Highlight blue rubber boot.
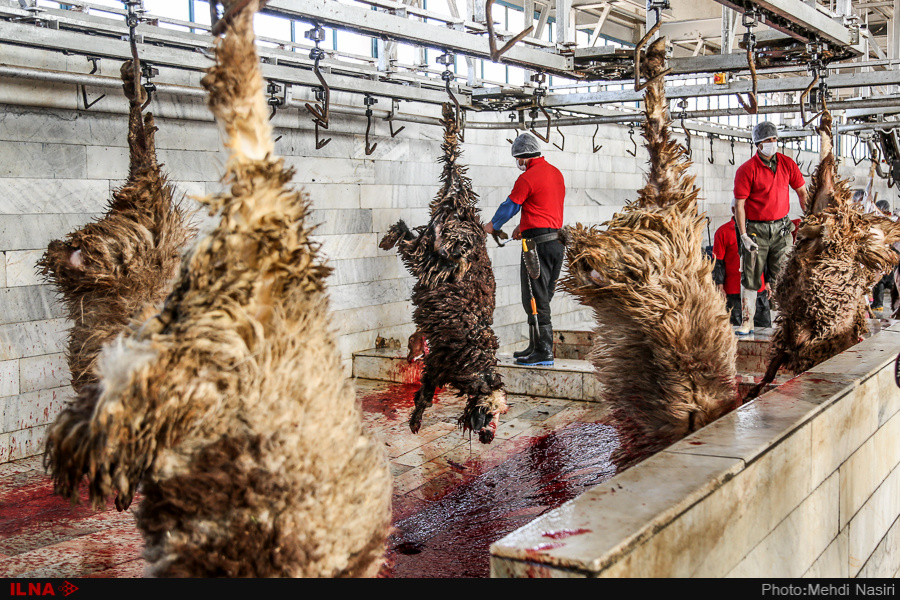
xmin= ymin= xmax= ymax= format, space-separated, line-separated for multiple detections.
xmin=516 ymin=325 xmax=554 ymax=366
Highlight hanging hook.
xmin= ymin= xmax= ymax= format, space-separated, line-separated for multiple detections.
xmin=485 ymin=0 xmax=534 ymax=63
xmin=386 ymin=99 xmax=405 ymax=138
xmin=304 ymin=24 xmax=332 ymax=150
xmin=552 ymin=112 xmax=565 ymax=151
xmin=851 ymin=134 xmax=863 ymax=166
xmin=266 ymin=80 xmax=283 ymax=121
xmin=626 ymin=124 xmax=637 ymax=157
xmin=708 ymin=135 xmax=716 ymax=164
xmin=729 ymin=138 xmax=736 ymax=166
xmin=364 ymin=94 xmax=378 ymax=156
xmin=799 ymin=69 xmax=822 ymax=127
xmin=527 ymin=72 xmax=551 ymax=143
xmin=633 ymin=9 xmax=671 ymax=92
xmin=592 ymin=124 xmax=602 ymax=153
xmin=438 ymin=53 xmax=464 ymax=142
xmin=735 ymin=9 xmax=758 ymax=115
xmin=79 ymin=56 xmax=106 ymax=109
xmin=676 ymin=98 xmax=691 ymax=160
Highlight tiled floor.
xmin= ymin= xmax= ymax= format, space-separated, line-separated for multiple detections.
xmin=0 ymin=379 xmax=614 ymax=579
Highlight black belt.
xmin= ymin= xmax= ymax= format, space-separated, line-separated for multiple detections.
xmin=747 ymin=216 xmax=789 ymax=224
xmin=525 ymin=232 xmax=560 ymax=245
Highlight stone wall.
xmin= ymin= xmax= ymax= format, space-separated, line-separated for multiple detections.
xmin=0 ymin=41 xmax=894 ymax=463
xmin=490 ymin=325 xmax=900 ymax=578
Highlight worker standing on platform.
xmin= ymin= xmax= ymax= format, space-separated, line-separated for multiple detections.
xmin=733 ymin=121 xmax=807 ymax=335
xmin=484 ymin=132 xmax=566 ymax=367
xmin=713 ymin=202 xmax=771 ymax=329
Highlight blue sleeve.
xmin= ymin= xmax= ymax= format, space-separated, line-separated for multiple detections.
xmin=491 ymin=197 xmax=522 ymax=230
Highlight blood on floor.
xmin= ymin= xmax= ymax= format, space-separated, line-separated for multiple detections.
xmin=0 ymin=380 xmax=617 ymax=578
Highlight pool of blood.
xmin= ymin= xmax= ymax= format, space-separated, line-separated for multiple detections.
xmin=380 ymin=420 xmax=620 ymax=578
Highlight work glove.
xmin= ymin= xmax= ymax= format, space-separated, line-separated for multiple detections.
xmin=741 ymin=233 xmax=759 ymax=252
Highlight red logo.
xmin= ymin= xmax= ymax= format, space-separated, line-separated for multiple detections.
xmin=9 ymin=582 xmax=77 ymax=597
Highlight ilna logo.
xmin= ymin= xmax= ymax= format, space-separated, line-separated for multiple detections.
xmin=9 ymin=582 xmax=78 ymax=597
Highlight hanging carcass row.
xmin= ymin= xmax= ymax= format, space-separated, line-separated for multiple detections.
xmin=745 ymin=108 xmax=900 ymax=400
xmin=380 ymin=104 xmax=507 ymax=444
xmin=38 ymin=59 xmax=192 ymax=395
xmin=559 ymin=38 xmax=738 ymax=470
xmin=43 ymin=0 xmax=392 ymax=577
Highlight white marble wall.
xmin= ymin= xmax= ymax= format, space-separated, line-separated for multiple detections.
xmin=0 ymin=42 xmax=895 ymax=463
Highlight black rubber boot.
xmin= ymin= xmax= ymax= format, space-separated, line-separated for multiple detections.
xmin=516 ymin=325 xmax=554 ymax=366
xmin=513 ymin=318 xmax=536 ymax=359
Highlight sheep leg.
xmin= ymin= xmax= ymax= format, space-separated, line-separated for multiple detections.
xmin=409 ymin=373 xmax=437 ymax=434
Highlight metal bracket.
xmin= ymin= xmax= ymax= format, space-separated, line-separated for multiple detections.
xmin=140 ymin=62 xmax=158 ymax=110
xmin=485 ymin=0 xmax=533 ymax=63
xmin=266 ymin=80 xmax=283 ymax=120
xmin=528 ymin=72 xmax=551 ymax=143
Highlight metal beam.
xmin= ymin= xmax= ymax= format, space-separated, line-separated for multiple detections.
xmin=711 ymin=0 xmax=857 ymax=46
xmin=539 ymin=69 xmax=900 ymax=106
xmin=264 ymin=0 xmax=572 ymax=74
xmin=0 ymin=20 xmax=465 ymax=105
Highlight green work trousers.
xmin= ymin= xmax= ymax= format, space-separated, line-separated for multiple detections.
xmin=740 ymin=217 xmax=794 ymax=292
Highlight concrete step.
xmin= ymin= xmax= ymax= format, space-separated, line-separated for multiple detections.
xmin=351 ymin=348 xmax=792 ymax=402
xmin=352 ymin=348 xmax=598 ymax=401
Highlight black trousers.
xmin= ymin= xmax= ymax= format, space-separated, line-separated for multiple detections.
xmin=873 ymin=271 xmax=895 ymax=309
xmin=519 ymin=228 xmax=565 ymax=328
xmin=725 ymin=290 xmax=771 ymax=328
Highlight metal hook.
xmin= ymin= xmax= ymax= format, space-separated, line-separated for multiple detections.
xmin=209 ymin=0 xmax=263 ymax=37
xmin=729 ymin=138 xmax=735 ymax=166
xmin=735 ymin=18 xmax=758 ymax=115
xmin=708 ymin=135 xmax=715 ymax=164
xmin=592 ymin=124 xmax=602 ymax=153
xmin=485 ymin=0 xmax=534 ymax=63
xmin=304 ymin=24 xmax=332 ymax=150
xmin=552 ymin=113 xmax=565 ymax=151
xmin=364 ymin=94 xmax=378 ymax=156
xmin=851 ymin=134 xmax=863 ymax=166
xmin=799 ymin=70 xmax=821 ymax=127
xmin=677 ymin=99 xmax=691 ymax=160
xmin=386 ymin=100 xmax=405 ymax=138
xmin=633 ymin=12 xmax=671 ymax=92
xmin=438 ymin=53 xmax=464 ymax=142
xmin=266 ymin=80 xmax=282 ymax=121
xmin=79 ymin=56 xmax=106 ymax=109
xmin=626 ymin=124 xmax=637 ymax=157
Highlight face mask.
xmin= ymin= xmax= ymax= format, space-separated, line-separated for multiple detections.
xmin=516 ymin=159 xmax=527 ymax=172
xmin=759 ymin=142 xmax=777 ymax=157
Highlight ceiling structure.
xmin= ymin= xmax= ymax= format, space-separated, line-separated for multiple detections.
xmin=3 ymin=0 xmax=900 ymax=167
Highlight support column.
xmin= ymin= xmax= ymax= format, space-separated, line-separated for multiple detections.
xmin=556 ymin=0 xmax=573 ymax=47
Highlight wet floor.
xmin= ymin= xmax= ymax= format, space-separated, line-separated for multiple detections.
xmin=0 ymin=379 xmax=615 ymax=578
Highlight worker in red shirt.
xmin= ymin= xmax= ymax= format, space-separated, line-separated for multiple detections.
xmin=712 ymin=203 xmax=771 ymax=329
xmin=733 ymin=121 xmax=807 ymax=335
xmin=484 ymin=132 xmax=565 ymax=366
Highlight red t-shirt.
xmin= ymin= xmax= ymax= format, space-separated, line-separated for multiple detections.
xmin=508 ymin=156 xmax=565 ymax=230
xmin=713 ymin=219 xmax=765 ymax=295
xmin=734 ymin=153 xmax=805 ymax=221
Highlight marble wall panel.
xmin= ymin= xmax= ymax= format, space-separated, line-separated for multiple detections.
xmin=857 ymin=513 xmax=900 ymax=578
xmin=726 ymin=471 xmax=840 ymax=578
xmin=803 ymin=528 xmax=850 ymax=578
xmin=0 ymin=385 xmax=70 ymax=432
xmin=839 ymin=410 xmax=900 ymax=530
xmin=847 ymin=461 xmax=900 ymax=576
xmin=0 ymin=318 xmax=68 ymax=361
xmin=0 ymin=179 xmax=109 ymax=215
xmin=0 ymin=286 xmax=62 ymax=326
xmin=0 ymin=359 xmax=17 ymax=398
xmin=5 ymin=251 xmax=43 ymax=288
xmin=0 ymin=214 xmax=101 ymax=252
xmin=0 ymin=142 xmax=86 ymax=179
xmin=18 ymin=353 xmax=68 ymax=394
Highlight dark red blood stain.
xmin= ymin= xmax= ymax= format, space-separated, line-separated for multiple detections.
xmin=688 ymin=441 xmax=704 ymax=446
xmin=380 ymin=421 xmax=619 ymax=578
xmin=541 ymin=528 xmax=591 ymax=540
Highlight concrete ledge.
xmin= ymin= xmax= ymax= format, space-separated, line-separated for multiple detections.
xmin=490 ymin=325 xmax=900 ymax=578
